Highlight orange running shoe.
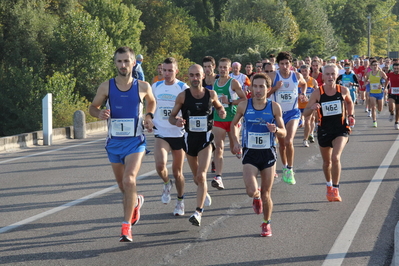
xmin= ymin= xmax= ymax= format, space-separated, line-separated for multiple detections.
xmin=252 ymin=198 xmax=263 ymax=214
xmin=131 ymin=195 xmax=144 ymax=225
xmin=327 ymin=187 xmax=342 ymax=202
xmin=119 ymin=223 xmax=132 ymax=242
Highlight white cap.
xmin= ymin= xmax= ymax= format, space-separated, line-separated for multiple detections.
xmin=136 ymin=54 xmax=143 ymax=60
xmin=331 ymin=56 xmax=337 ymax=60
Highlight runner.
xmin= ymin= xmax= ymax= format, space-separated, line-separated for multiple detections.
xmin=386 ymin=63 xmax=399 ymax=129
xmin=212 ymin=58 xmax=246 ymax=190
xmin=303 ymin=63 xmax=355 ymax=202
xmin=337 ymin=63 xmax=359 ymax=104
xmin=202 ymin=56 xmax=219 ymax=91
xmin=89 ymin=46 xmax=156 ymax=242
xmin=364 ymin=60 xmax=387 ymax=127
xmin=267 ymin=51 xmax=307 ymax=185
xmin=298 ymin=64 xmax=318 ymax=147
xmin=152 ymin=63 xmax=164 ymax=84
xmin=230 ymin=62 xmax=251 ymax=96
xmin=231 ymin=73 xmax=286 ymax=237
xmin=152 ymin=57 xmax=188 ymax=215
xmin=169 ymin=64 xmax=226 ymax=226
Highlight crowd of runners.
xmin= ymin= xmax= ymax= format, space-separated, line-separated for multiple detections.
xmin=89 ymin=47 xmax=399 ymax=242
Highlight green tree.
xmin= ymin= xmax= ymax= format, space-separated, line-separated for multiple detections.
xmin=48 ymin=9 xmax=115 ymax=99
xmin=225 ymin=0 xmax=299 ymax=48
xmin=82 ymin=0 xmax=144 ymax=52
xmin=131 ymin=0 xmax=194 ymax=57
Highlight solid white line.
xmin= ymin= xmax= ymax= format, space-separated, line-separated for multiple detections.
xmin=0 ymin=139 xmax=106 ymax=164
xmin=0 ymin=164 xmax=171 ymax=234
xmin=322 ymin=135 xmax=399 ymax=266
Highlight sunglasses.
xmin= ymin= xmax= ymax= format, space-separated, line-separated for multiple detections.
xmin=344 ymin=67 xmax=350 ymax=69
xmin=264 ymin=70 xmax=274 ymax=73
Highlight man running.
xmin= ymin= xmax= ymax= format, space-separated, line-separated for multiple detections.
xmin=152 ymin=57 xmax=188 ymax=216
xmin=169 ymin=64 xmax=226 ymax=226
xmin=386 ymin=63 xmax=399 ymax=129
xmin=89 ymin=46 xmax=156 ymax=242
xmin=212 ymin=58 xmax=246 ymax=190
xmin=298 ymin=64 xmax=318 ymax=147
xmin=231 ymin=73 xmax=286 ymax=237
xmin=267 ymin=52 xmax=307 ymax=184
xmin=364 ymin=60 xmax=387 ymax=127
xmin=304 ymin=63 xmax=355 ymax=202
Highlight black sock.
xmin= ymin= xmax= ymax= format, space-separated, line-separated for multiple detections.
xmin=332 ymin=184 xmax=339 ymax=188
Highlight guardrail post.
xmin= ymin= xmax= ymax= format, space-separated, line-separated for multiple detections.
xmin=74 ymin=110 xmax=86 ymax=139
xmin=42 ymin=93 xmax=52 ymax=145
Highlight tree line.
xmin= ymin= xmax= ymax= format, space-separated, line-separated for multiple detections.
xmin=1 ymin=0 xmax=398 ymax=136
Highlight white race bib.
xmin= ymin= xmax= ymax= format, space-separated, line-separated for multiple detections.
xmin=392 ymin=87 xmax=399 ymax=95
xmin=218 ymin=94 xmax=229 ymax=107
xmin=277 ymin=91 xmax=295 ymax=104
xmin=189 ymin=116 xmax=207 ymax=132
xmin=158 ymin=107 xmax=172 ymax=120
xmin=321 ymin=100 xmax=342 ymax=116
xmin=248 ymin=132 xmax=270 ymax=149
xmin=370 ymin=83 xmax=380 ymax=91
xmin=111 ymin=118 xmax=135 ymax=137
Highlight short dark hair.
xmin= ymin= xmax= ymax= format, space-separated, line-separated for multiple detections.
xmin=114 ymin=46 xmax=135 ymax=61
xmin=219 ymin=57 xmax=231 ymax=65
xmin=276 ymin=51 xmax=293 ymax=63
xmin=246 ymin=62 xmax=253 ymax=66
xmin=252 ymin=73 xmax=272 ymax=88
xmin=203 ymin=56 xmax=215 ymax=66
xmin=263 ymin=62 xmax=272 ymax=69
xmin=164 ymin=57 xmax=178 ymax=67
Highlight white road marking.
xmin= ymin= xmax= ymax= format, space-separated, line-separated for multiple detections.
xmin=0 ymin=139 xmax=105 ymax=164
xmin=0 ymin=165 xmax=170 ymax=234
xmin=322 ymin=134 xmax=399 ymax=265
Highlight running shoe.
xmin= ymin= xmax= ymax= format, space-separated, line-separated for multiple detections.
xmin=389 ymin=113 xmax=394 ymax=122
xmin=119 ymin=223 xmax=133 ymax=242
xmin=373 ymin=121 xmax=377 ymax=128
xmin=189 ymin=211 xmax=201 ymax=226
xmin=282 ymin=167 xmax=288 ymax=181
xmin=131 ymin=195 xmax=144 ymax=225
xmin=204 ymin=193 xmax=212 ymax=207
xmin=260 ymin=222 xmax=272 ymax=237
xmin=252 ymin=198 xmax=263 ymax=214
xmin=308 ymin=134 xmax=315 ymax=143
xmin=395 ymin=123 xmax=399 ymax=130
xmin=327 ymin=187 xmax=342 ymax=202
xmin=303 ymin=139 xmax=309 ymax=147
xmin=211 ymin=176 xmax=225 ymax=190
xmin=161 ymin=180 xmax=173 ymax=204
xmin=326 ymin=186 xmax=334 ymax=201
xmin=368 ymin=110 xmax=372 ymax=117
xmin=211 ymin=161 xmax=216 ymax=173
xmin=283 ymin=169 xmax=296 ymax=185
xmin=173 ymin=199 xmax=185 ymax=216
xmin=274 ymin=172 xmax=278 ymax=179
xmin=365 ymin=108 xmax=368 ymax=113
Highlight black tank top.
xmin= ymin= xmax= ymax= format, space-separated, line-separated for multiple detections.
xmin=317 ymin=85 xmax=349 ymax=133
xmin=182 ymin=88 xmax=213 ymax=132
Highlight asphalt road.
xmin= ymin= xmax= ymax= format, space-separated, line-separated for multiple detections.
xmin=1 ymin=103 xmax=398 ymax=266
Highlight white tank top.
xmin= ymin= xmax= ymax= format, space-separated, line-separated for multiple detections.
xmin=272 ymin=70 xmax=299 ymax=112
xmin=152 ymin=79 xmax=188 ymax=137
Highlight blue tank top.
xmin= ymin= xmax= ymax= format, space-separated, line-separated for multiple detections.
xmin=272 ymin=71 xmax=299 ymax=112
xmin=106 ymin=78 xmax=144 ymax=138
xmin=242 ymin=98 xmax=275 ymax=149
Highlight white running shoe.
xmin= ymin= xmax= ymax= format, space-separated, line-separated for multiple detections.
xmin=189 ymin=211 xmax=201 ymax=226
xmin=204 ymin=193 xmax=212 ymax=207
xmin=395 ymin=123 xmax=399 ymax=130
xmin=173 ymin=199 xmax=185 ymax=216
xmin=303 ymin=140 xmax=309 ymax=147
xmin=368 ymin=110 xmax=371 ymax=117
xmin=161 ymin=180 xmax=173 ymax=204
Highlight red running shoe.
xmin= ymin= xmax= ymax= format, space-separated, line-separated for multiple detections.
xmin=131 ymin=195 xmax=144 ymax=225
